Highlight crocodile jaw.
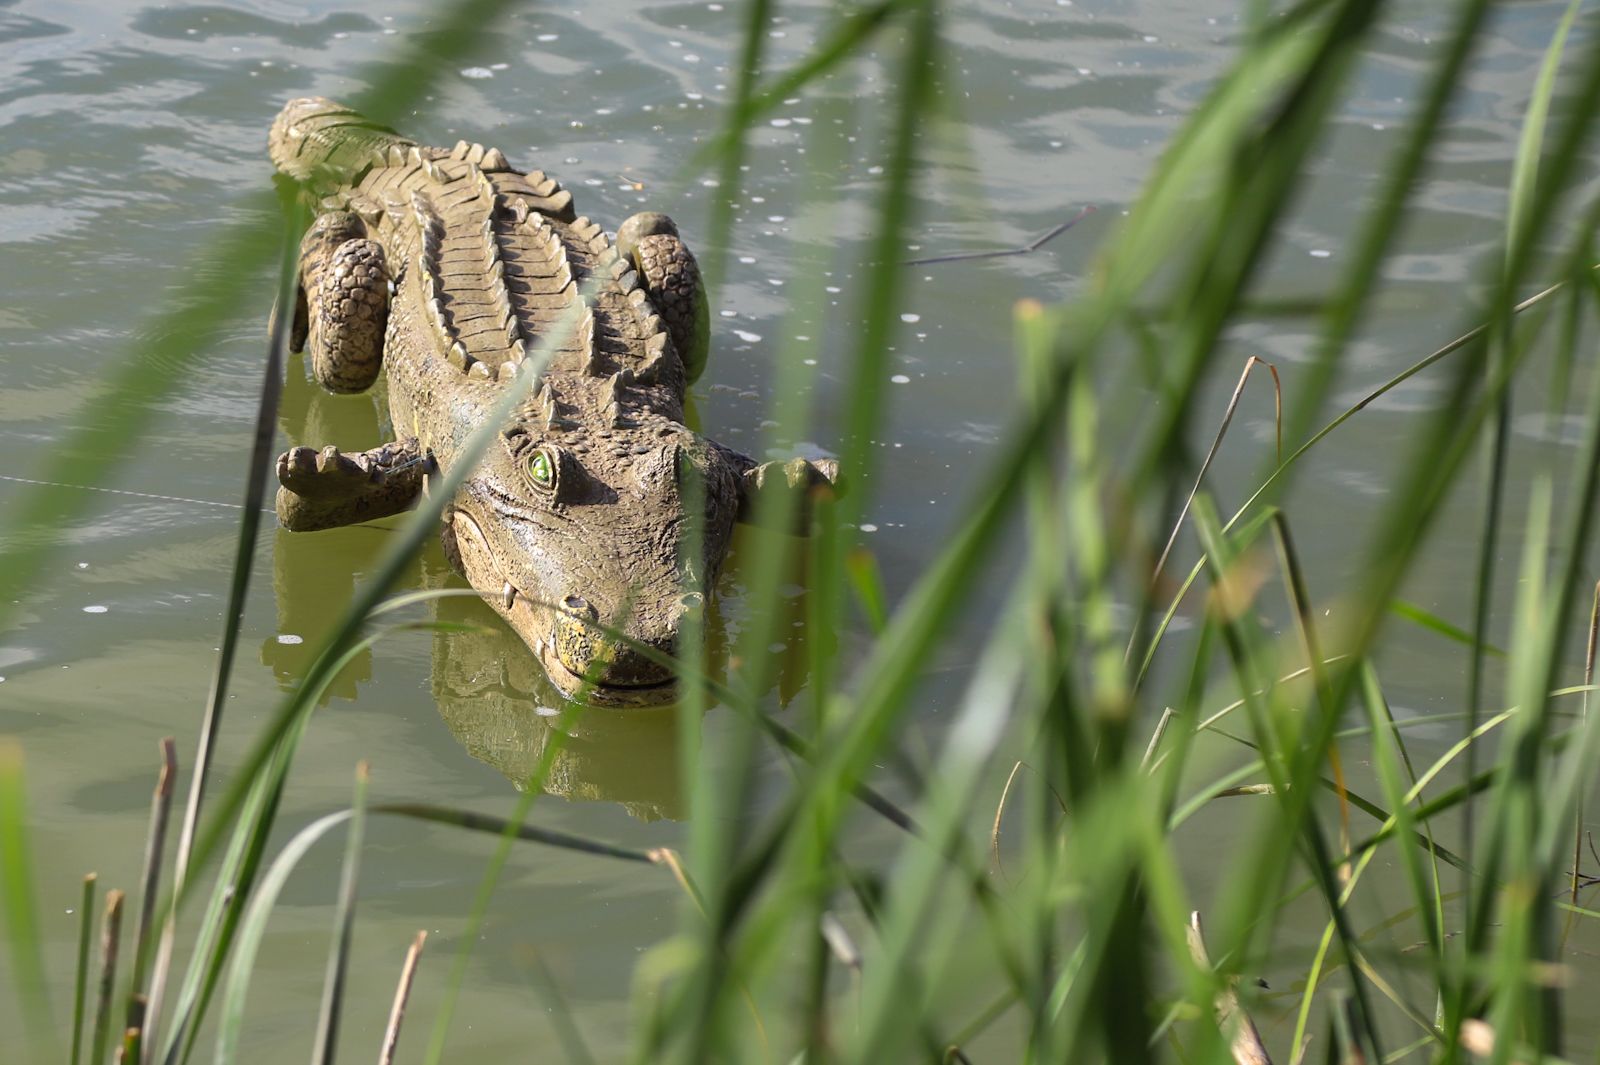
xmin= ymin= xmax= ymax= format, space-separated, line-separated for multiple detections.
xmin=447 ymin=505 xmax=680 ymax=708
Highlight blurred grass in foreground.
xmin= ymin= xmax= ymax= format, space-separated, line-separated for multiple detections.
xmin=6 ymin=0 xmax=1600 ymax=1062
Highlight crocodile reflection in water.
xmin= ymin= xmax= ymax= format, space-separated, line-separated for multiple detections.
xmin=427 ymin=589 xmax=688 ymax=821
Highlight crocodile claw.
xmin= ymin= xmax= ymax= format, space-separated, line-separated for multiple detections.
xmin=737 ymin=457 xmax=844 ymax=527
xmin=274 ymin=438 xmax=428 ymax=532
xmin=277 ymin=445 xmax=374 ymax=499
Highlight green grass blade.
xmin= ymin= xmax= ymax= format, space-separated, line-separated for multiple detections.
xmin=370 ymin=805 xmax=655 ymax=864
xmin=71 ymin=873 xmax=97 ymax=1065
xmin=419 ymin=703 xmax=584 ymax=1065
xmin=1506 ymin=0 xmax=1583 ymax=261
xmin=151 ymin=187 xmax=305 ymax=1049
xmin=1389 ymin=600 xmax=1506 ymax=657
xmin=0 ymin=741 xmax=56 ymax=1058
xmin=214 ymin=809 xmax=355 ymax=1065
xmin=310 ymin=764 xmax=369 ymax=1065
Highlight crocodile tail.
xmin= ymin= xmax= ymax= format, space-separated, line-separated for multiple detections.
xmin=269 ymin=97 xmax=415 ymax=187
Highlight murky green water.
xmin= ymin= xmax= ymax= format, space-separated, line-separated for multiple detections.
xmin=4 ymin=0 xmax=1599 ymax=1059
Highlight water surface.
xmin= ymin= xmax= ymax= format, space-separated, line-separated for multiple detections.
xmin=3 ymin=0 xmax=1598 ymax=1058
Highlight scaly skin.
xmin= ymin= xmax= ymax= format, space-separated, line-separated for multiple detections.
xmin=267 ymin=97 xmax=838 ymax=706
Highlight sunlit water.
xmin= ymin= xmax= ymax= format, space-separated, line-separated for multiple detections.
xmin=3 ymin=0 xmax=1598 ymax=1058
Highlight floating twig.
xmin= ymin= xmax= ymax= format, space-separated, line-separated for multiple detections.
xmin=902 ymin=205 xmax=1097 ymax=266
xmin=130 ymin=737 xmax=177 ymax=1037
xmin=90 ymin=890 xmax=126 ymax=1065
xmin=70 ymin=873 xmax=97 ymax=1065
xmin=1186 ymin=911 xmax=1274 ymax=1065
xmin=1574 ymin=580 xmax=1600 ymax=900
xmin=379 ymin=931 xmax=427 ymax=1065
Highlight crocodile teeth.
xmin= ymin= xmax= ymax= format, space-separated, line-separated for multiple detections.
xmin=481 ymin=147 xmax=509 ymax=171
xmin=503 ymin=582 xmax=516 ymax=609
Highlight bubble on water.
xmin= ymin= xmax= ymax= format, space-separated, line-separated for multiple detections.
xmin=83 ymin=605 xmax=107 ymax=614
xmin=1310 ymin=249 xmax=1332 ymax=259
xmin=276 ymin=634 xmax=303 ymax=645
xmin=768 ymin=642 xmax=787 ymax=654
xmin=684 ymin=54 xmax=701 ymax=63
xmin=460 ymin=67 xmax=494 ymax=79
xmin=535 ymin=705 xmax=561 ymax=717
xmin=77 ymin=562 xmax=88 ymax=569
xmin=767 ymin=279 xmax=784 ymax=286
xmin=720 ymin=309 xmax=737 ymax=318
xmin=803 ymin=358 xmax=817 ymax=366
xmin=891 ymin=374 xmax=910 ymax=384
xmin=738 ymin=255 xmax=757 ymax=264
xmin=770 ymin=118 xmax=791 ymax=127
xmin=701 ymin=178 xmax=720 ymax=187
xmin=859 ymin=523 xmax=879 ymax=533
xmin=734 ymin=330 xmax=763 ymax=343
xmin=767 ymin=215 xmax=786 ymax=223
xmin=866 ymin=165 xmax=884 ymax=175
xmin=537 ymin=33 xmax=559 ymax=41
xmin=1143 ymin=34 xmax=1159 ymax=42
xmin=491 ymin=62 xmax=509 ymax=70
xmin=825 ymin=286 xmax=841 ymax=294
xmin=900 ymin=313 xmax=920 ymax=323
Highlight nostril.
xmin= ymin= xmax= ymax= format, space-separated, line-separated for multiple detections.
xmin=679 ymin=591 xmax=703 ymax=611
xmin=562 ymin=594 xmax=591 ymax=616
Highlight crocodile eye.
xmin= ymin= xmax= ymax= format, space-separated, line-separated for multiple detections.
xmin=527 ymin=449 xmax=556 ymax=492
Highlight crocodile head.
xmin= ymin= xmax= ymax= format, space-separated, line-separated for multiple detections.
xmin=442 ymin=375 xmax=744 ymax=707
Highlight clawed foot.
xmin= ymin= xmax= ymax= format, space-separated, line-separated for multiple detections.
xmin=275 ymin=438 xmax=427 ymax=531
xmin=738 ymin=457 xmax=843 ymax=527
xmin=277 ymin=445 xmax=380 ymax=499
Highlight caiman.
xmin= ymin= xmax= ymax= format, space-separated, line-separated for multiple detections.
xmin=267 ymin=97 xmax=837 ymax=707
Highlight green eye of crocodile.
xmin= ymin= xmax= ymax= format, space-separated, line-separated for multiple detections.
xmin=528 ymin=450 xmax=555 ymax=490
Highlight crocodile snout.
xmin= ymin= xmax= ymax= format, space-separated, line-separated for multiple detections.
xmin=552 ymin=595 xmax=675 ymax=689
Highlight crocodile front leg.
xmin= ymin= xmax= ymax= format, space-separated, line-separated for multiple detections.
xmin=737 ymin=456 xmax=843 ymax=531
xmin=296 ymin=211 xmax=391 ymax=394
xmin=275 ymin=437 xmax=429 ymax=532
xmin=616 ymin=212 xmax=710 ymax=384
